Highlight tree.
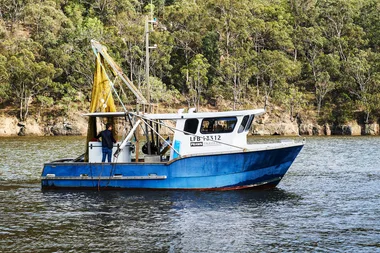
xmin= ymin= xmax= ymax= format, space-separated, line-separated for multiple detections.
xmin=257 ymin=50 xmax=301 ymax=108
xmin=312 ymin=53 xmax=339 ymax=116
xmin=201 ymin=31 xmax=219 ymax=91
xmin=166 ymin=0 xmax=205 ymax=93
xmin=358 ymin=0 xmax=380 ymax=51
xmin=6 ymin=48 xmax=60 ymax=121
xmin=279 ymin=84 xmax=305 ymax=120
xmin=148 ymin=76 xmax=180 ymax=104
xmin=317 ymin=0 xmax=365 ymax=61
xmin=181 ymin=54 xmax=210 ymax=110
xmin=0 ymin=0 xmax=26 ymax=32
xmin=315 ymin=71 xmax=334 ymax=116
xmin=113 ymin=10 xmax=145 ymax=88
xmin=206 ymin=0 xmax=260 ymax=109
xmin=345 ymin=50 xmax=380 ymax=123
xmin=23 ymin=0 xmax=71 ymax=47
xmin=0 ymin=54 xmax=9 ymax=104
xmin=219 ymin=52 xmax=257 ymax=110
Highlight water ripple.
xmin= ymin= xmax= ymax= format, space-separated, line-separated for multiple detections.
xmin=0 ymin=136 xmax=380 ymax=252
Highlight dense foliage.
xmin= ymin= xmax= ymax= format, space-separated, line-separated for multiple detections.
xmin=1 ymin=0 xmax=380 ymax=124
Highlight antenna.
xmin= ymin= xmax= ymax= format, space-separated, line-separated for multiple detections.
xmin=150 ymin=0 xmax=153 ymax=20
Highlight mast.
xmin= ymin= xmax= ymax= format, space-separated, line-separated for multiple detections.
xmin=145 ymin=3 xmax=157 ymax=155
xmin=145 ymin=17 xmax=150 ymax=110
xmin=145 ymin=16 xmax=157 ymax=113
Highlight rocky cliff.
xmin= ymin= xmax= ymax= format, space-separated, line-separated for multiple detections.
xmin=0 ymin=109 xmax=378 ymax=137
xmin=0 ymin=113 xmax=87 ymax=137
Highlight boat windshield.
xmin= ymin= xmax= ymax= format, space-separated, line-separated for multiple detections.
xmin=200 ymin=117 xmax=237 ymax=134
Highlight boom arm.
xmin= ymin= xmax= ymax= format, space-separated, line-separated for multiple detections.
xmin=91 ymin=39 xmax=148 ymax=105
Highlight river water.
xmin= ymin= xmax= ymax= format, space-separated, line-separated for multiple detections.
xmin=0 ymin=136 xmax=379 ymax=252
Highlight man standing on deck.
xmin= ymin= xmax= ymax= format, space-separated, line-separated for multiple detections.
xmin=96 ymin=123 xmax=116 ymax=162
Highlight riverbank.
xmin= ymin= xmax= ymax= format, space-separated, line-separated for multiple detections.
xmin=1 ymin=107 xmax=378 ymax=137
xmin=253 ymin=113 xmax=379 ymax=136
xmin=0 ymin=111 xmax=88 ymax=137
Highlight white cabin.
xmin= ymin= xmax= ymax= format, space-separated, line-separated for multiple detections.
xmin=144 ymin=109 xmax=265 ymax=159
xmin=84 ymin=108 xmax=265 ymax=162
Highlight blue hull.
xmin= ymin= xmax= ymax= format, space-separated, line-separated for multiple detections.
xmin=41 ymin=144 xmax=303 ymax=190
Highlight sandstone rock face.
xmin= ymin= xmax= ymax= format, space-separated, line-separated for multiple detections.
xmin=331 ymin=122 xmax=361 ymax=135
xmin=48 ymin=114 xmax=87 ymax=136
xmin=298 ymin=123 xmax=312 ymax=135
xmin=350 ymin=123 xmax=362 ymax=136
xmin=50 ymin=123 xmax=82 ymax=136
xmin=24 ymin=118 xmax=44 ymax=135
xmin=0 ymin=113 xmax=87 ymax=136
xmin=298 ymin=124 xmax=312 ymax=135
xmin=298 ymin=123 xmax=325 ymax=136
xmin=0 ymin=109 xmax=379 ymax=137
xmin=0 ymin=116 xmax=43 ymax=136
xmin=252 ymin=124 xmax=274 ymax=136
xmin=324 ymin=124 xmax=331 ymax=136
xmin=364 ymin=123 xmax=379 ymax=135
xmin=252 ymin=116 xmax=299 ymax=136
xmin=0 ymin=116 xmax=19 ymax=136
xmin=252 ymin=114 xmax=370 ymax=136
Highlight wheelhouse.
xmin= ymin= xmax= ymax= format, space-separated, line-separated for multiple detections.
xmin=84 ymin=108 xmax=264 ymax=162
xmin=143 ymin=108 xmax=265 ymax=159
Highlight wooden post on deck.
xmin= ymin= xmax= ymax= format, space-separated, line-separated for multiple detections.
xmin=135 ymin=139 xmax=139 ymax=162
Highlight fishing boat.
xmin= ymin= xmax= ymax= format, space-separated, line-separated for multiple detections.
xmin=41 ymin=39 xmax=304 ymax=190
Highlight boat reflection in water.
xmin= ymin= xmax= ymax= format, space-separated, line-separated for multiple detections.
xmin=38 ymin=188 xmax=300 ymax=251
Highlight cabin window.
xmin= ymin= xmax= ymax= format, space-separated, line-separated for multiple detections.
xmin=238 ymin=115 xmax=249 ymax=133
xmin=184 ymin=119 xmax=199 ymax=135
xmin=245 ymin=115 xmax=255 ymax=131
xmin=200 ymin=117 xmax=237 ymax=134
